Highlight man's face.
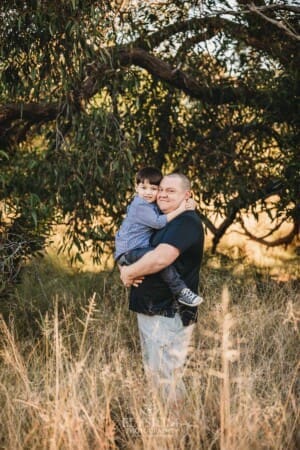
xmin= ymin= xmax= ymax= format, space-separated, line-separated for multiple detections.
xmin=157 ymin=175 xmax=190 ymax=213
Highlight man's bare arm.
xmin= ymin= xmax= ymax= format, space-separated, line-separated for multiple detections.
xmin=120 ymin=243 xmax=179 ymax=286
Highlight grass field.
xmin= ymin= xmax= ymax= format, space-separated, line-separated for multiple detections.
xmin=0 ymin=246 xmax=299 ymax=449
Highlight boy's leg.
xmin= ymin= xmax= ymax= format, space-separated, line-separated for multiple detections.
xmin=118 ymin=249 xmax=204 ymax=307
xmin=161 ymin=266 xmax=204 ymax=307
xmin=160 ymin=265 xmax=186 ymax=295
xmin=120 ymin=250 xmax=192 ymax=295
xmin=118 ymin=247 xmax=152 ymax=266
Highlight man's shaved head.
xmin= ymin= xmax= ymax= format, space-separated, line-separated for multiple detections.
xmin=163 ymin=173 xmax=191 ymax=191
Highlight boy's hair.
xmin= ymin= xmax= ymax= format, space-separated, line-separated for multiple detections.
xmin=136 ymin=167 xmax=163 ymax=186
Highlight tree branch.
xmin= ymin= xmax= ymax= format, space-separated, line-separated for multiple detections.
xmin=247 ymin=3 xmax=300 ymax=41
xmin=118 ymin=47 xmax=260 ymax=105
xmin=246 ymin=4 xmax=300 ymax=15
xmin=240 ymin=217 xmax=299 ymax=247
xmin=0 ymin=39 xmax=290 ymax=147
xmin=133 ymin=9 xmax=299 ymax=62
xmin=0 ymin=44 xmax=270 ymax=144
xmin=197 ymin=212 xmax=218 ymax=236
xmin=212 ymin=200 xmax=243 ymax=253
xmin=209 ymin=180 xmax=287 ymax=252
xmin=0 ymin=102 xmax=69 ymax=146
xmin=0 ymin=103 xmax=59 ymax=124
xmin=0 ymin=103 xmax=60 ymax=145
xmin=1 ymin=2 xmax=298 ymax=145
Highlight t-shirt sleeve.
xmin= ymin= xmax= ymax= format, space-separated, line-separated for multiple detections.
xmin=134 ymin=203 xmax=167 ymax=229
xmin=157 ymin=214 xmax=202 ymax=253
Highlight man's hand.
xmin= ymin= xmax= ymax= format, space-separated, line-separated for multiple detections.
xmin=120 ymin=265 xmax=144 ymax=287
xmin=119 ymin=244 xmax=179 ymax=284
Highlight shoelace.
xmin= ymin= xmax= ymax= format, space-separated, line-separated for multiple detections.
xmin=183 ymin=290 xmax=198 ymax=303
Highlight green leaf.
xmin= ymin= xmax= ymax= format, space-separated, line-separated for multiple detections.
xmin=0 ymin=150 xmax=9 ymax=160
xmin=31 ymin=210 xmax=38 ymax=228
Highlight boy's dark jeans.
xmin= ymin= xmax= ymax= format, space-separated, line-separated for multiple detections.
xmin=118 ymin=247 xmax=186 ymax=295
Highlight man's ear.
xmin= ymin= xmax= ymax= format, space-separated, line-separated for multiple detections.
xmin=185 ymin=190 xmax=192 ymax=200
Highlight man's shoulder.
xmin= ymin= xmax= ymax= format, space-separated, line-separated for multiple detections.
xmin=151 ymin=210 xmax=203 ymax=249
xmin=171 ymin=211 xmax=203 ymax=236
xmin=173 ymin=210 xmax=202 ymax=226
xmin=186 ymin=210 xmax=201 ymax=220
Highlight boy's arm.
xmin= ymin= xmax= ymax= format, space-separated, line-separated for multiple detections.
xmin=165 ymin=198 xmax=195 ymax=222
xmin=134 ymin=202 xmax=167 ymax=229
xmin=135 ymin=198 xmax=195 ymax=229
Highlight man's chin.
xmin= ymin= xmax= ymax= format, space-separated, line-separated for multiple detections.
xmin=159 ymin=206 xmax=171 ymax=213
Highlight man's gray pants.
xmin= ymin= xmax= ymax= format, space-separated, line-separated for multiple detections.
xmin=137 ymin=312 xmax=194 ymax=403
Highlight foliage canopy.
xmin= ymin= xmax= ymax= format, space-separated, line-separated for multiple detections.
xmin=0 ymin=0 xmax=299 ymax=290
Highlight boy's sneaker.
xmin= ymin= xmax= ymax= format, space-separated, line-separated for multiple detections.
xmin=177 ymin=288 xmax=204 ymax=307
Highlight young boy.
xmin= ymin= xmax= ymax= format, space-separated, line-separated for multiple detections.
xmin=115 ymin=167 xmax=204 ymax=307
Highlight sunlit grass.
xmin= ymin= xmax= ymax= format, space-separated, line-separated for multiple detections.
xmin=0 ymin=249 xmax=299 ymax=449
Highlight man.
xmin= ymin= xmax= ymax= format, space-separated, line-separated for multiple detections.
xmin=120 ymin=173 xmax=204 ymax=403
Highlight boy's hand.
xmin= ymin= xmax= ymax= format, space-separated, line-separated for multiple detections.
xmin=166 ymin=197 xmax=196 ymax=221
xmin=185 ymin=198 xmax=196 ymax=210
xmin=178 ymin=197 xmax=195 ymax=213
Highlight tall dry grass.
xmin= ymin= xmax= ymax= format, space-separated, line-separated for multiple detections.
xmin=0 ymin=253 xmax=299 ymax=449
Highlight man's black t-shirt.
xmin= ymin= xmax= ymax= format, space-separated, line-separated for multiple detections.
xmin=129 ymin=211 xmax=204 ymax=326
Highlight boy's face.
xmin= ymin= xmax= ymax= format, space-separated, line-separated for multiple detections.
xmin=135 ymin=179 xmax=159 ymax=203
